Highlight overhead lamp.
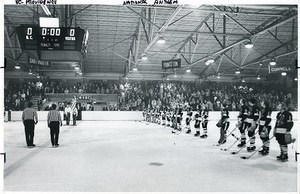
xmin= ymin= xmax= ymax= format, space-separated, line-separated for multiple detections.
xmin=15 ymin=65 xmax=20 ymax=69
xmin=217 ymin=73 xmax=220 ymax=79
xmin=294 ymin=78 xmax=298 ymax=81
xmin=242 ymin=79 xmax=245 ymax=83
xmin=29 ymin=70 xmax=33 ymax=75
xmin=74 ymin=67 xmax=80 ymax=70
xmin=174 ymin=72 xmax=177 ymax=78
xmin=205 ymin=61 xmax=210 ymax=66
xmin=78 ymin=72 xmax=83 ymax=75
xmin=235 ymin=69 xmax=241 ymax=74
xmin=166 ymin=77 xmax=169 ymax=81
xmin=269 ymin=59 xmax=276 ymax=66
xmin=133 ymin=66 xmax=138 ymax=71
xmin=125 ymin=76 xmax=128 ymax=80
xmin=207 ymin=57 xmax=214 ymax=64
xmin=37 ymin=75 xmax=40 ymax=79
xmin=281 ymin=72 xmax=287 ymax=76
xmin=257 ymin=75 xmax=261 ymax=80
xmin=141 ymin=54 xmax=148 ymax=60
xmin=245 ymin=41 xmax=253 ymax=49
xmin=259 ymin=62 xmax=263 ymax=66
xmin=186 ymin=67 xmax=191 ymax=73
xmin=157 ymin=36 xmax=166 ymax=44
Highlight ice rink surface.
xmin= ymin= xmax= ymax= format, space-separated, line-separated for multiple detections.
xmin=4 ymin=119 xmax=299 ymax=192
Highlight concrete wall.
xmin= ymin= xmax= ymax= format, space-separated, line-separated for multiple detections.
xmin=9 ymin=111 xmax=298 ymax=122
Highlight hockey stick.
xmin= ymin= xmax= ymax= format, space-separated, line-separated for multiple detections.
xmin=221 ymin=138 xmax=240 ymax=151
xmin=231 ymin=130 xmax=259 ymax=155
xmin=240 ymin=136 xmax=275 ymax=159
xmin=213 ymin=126 xmax=238 ymax=146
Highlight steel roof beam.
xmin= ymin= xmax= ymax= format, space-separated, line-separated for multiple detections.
xmin=126 ymin=6 xmax=160 ymax=29
xmin=141 ymin=5 xmax=183 ymax=56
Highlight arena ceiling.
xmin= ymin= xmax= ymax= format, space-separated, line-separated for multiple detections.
xmin=4 ymin=4 xmax=298 ymax=80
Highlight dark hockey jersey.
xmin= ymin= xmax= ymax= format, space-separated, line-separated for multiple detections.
xmin=194 ymin=111 xmax=202 ymax=125
xmin=202 ymin=109 xmax=209 ymax=120
xmin=221 ymin=107 xmax=229 ymax=121
xmin=275 ymin=110 xmax=293 ymax=131
xmin=259 ymin=107 xmax=272 ymax=126
xmin=248 ymin=105 xmax=259 ymax=121
xmin=238 ymin=104 xmax=249 ymax=122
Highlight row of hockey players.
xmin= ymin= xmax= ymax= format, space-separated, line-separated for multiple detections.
xmin=143 ymin=97 xmax=294 ymax=162
xmin=142 ymin=100 xmax=210 ymax=138
xmin=212 ymin=97 xmax=294 ymax=162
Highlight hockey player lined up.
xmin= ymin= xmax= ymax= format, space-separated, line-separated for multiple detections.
xmin=237 ymin=99 xmax=249 ymax=147
xmin=161 ymin=107 xmax=167 ymax=125
xmin=200 ymin=102 xmax=209 ymax=138
xmin=166 ymin=108 xmax=172 ymax=126
xmin=172 ymin=108 xmax=183 ymax=133
xmin=258 ymin=101 xmax=272 ymax=155
xmin=246 ymin=98 xmax=260 ymax=152
xmin=194 ymin=106 xmax=202 ymax=137
xmin=218 ymin=103 xmax=230 ymax=144
xmin=274 ymin=102 xmax=294 ymax=162
xmin=185 ymin=106 xmax=193 ymax=134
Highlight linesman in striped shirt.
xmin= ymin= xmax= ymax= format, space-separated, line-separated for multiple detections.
xmin=47 ymin=104 xmax=63 ymax=147
xmin=22 ymin=102 xmax=38 ymax=148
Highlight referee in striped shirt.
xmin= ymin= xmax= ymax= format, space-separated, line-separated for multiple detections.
xmin=47 ymin=104 xmax=63 ymax=147
xmin=22 ymin=102 xmax=38 ymax=148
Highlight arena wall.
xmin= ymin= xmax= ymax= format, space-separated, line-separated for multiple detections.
xmin=8 ymin=111 xmax=298 ymax=122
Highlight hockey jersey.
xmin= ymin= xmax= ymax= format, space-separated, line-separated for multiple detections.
xmin=275 ymin=110 xmax=293 ymax=132
xmin=259 ymin=107 xmax=272 ymax=127
xmin=248 ymin=105 xmax=259 ymax=121
xmin=238 ymin=104 xmax=249 ymax=122
xmin=221 ymin=107 xmax=229 ymax=122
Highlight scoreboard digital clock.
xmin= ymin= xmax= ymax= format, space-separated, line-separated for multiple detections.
xmin=16 ymin=25 xmax=88 ymax=61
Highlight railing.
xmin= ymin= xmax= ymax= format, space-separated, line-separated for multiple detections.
xmin=45 ymin=93 xmax=118 ymax=102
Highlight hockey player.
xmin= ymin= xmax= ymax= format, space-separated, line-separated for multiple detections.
xmin=193 ymin=105 xmax=202 ymax=137
xmin=172 ymin=108 xmax=183 ymax=133
xmin=274 ymin=102 xmax=294 ymax=162
xmin=246 ymin=98 xmax=260 ymax=152
xmin=218 ymin=103 xmax=230 ymax=144
xmin=155 ymin=107 xmax=161 ymax=124
xmin=258 ymin=101 xmax=272 ymax=155
xmin=185 ymin=106 xmax=193 ymax=134
xmin=161 ymin=107 xmax=166 ymax=126
xmin=236 ymin=99 xmax=249 ymax=147
xmin=166 ymin=107 xmax=171 ymax=126
xmin=200 ymin=101 xmax=209 ymax=138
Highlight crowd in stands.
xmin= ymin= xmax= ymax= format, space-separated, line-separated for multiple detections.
xmin=4 ymin=78 xmax=297 ymax=112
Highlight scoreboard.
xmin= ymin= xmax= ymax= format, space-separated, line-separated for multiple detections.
xmin=16 ymin=25 xmax=88 ymax=61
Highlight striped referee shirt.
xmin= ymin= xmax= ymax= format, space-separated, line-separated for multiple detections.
xmin=22 ymin=108 xmax=38 ymax=122
xmin=47 ymin=110 xmax=62 ymax=124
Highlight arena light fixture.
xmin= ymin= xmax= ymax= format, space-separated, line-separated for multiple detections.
xmin=174 ymin=72 xmax=177 ymax=78
xmin=245 ymin=41 xmax=253 ymax=49
xmin=242 ymin=79 xmax=245 ymax=82
xmin=74 ymin=67 xmax=80 ymax=70
xmin=235 ymin=69 xmax=241 ymax=74
xmin=294 ymin=78 xmax=298 ymax=81
xmin=205 ymin=61 xmax=210 ymax=66
xmin=141 ymin=54 xmax=148 ymax=60
xmin=28 ymin=70 xmax=33 ymax=75
xmin=78 ymin=72 xmax=83 ymax=75
xmin=259 ymin=62 xmax=263 ymax=66
xmin=15 ymin=65 xmax=20 ymax=69
xmin=157 ymin=36 xmax=166 ymax=44
xmin=37 ymin=75 xmax=40 ymax=79
xmin=166 ymin=77 xmax=170 ymax=81
xmin=207 ymin=56 xmax=214 ymax=64
xmin=186 ymin=67 xmax=191 ymax=73
xmin=217 ymin=73 xmax=220 ymax=79
xmin=133 ymin=66 xmax=138 ymax=71
xmin=281 ymin=72 xmax=287 ymax=76
xmin=269 ymin=59 xmax=276 ymax=66
xmin=257 ymin=75 xmax=261 ymax=80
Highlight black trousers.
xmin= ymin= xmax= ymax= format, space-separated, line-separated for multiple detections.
xmin=23 ymin=120 xmax=35 ymax=146
xmin=49 ymin=121 xmax=60 ymax=146
xmin=73 ymin=113 xmax=76 ymax=125
xmin=66 ymin=113 xmax=70 ymax=125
